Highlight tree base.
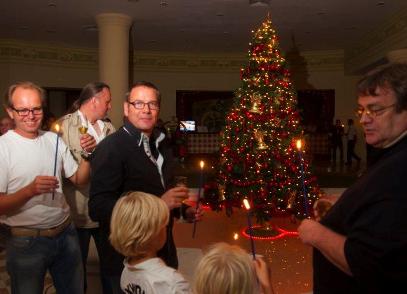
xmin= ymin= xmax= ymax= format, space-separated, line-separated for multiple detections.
xmin=245 ymin=224 xmax=280 ymax=238
xmin=243 ymin=223 xmax=299 ymax=240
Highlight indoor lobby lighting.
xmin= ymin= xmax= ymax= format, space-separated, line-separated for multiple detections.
xmin=249 ymin=0 xmax=270 ymax=7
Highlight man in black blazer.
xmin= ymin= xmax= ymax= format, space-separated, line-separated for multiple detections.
xmin=89 ymin=81 xmax=200 ymax=294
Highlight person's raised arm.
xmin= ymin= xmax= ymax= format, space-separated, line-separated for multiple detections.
xmin=68 ymin=134 xmax=96 ymax=186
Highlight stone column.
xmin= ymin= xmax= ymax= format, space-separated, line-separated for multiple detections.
xmin=386 ymin=49 xmax=407 ymax=63
xmin=96 ymin=13 xmax=132 ymax=128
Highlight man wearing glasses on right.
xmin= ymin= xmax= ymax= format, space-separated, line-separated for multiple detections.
xmin=298 ymin=63 xmax=407 ymax=294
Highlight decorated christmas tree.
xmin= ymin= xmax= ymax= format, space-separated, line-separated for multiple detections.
xmin=217 ymin=17 xmax=321 ymax=223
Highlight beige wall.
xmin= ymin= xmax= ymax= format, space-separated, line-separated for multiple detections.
xmin=0 ymin=41 xmax=367 ymax=159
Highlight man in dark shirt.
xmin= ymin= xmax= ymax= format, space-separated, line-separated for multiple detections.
xmin=89 ymin=81 xmax=200 ymax=294
xmin=298 ymin=63 xmax=407 ymax=294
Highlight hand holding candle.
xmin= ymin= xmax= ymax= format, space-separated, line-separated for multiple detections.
xmin=192 ymin=160 xmax=205 ymax=238
xmin=243 ymin=198 xmax=256 ymax=259
xmin=52 ymin=123 xmax=60 ymax=200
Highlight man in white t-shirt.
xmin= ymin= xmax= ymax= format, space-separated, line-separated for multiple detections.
xmin=0 ymin=81 xmax=95 ymax=294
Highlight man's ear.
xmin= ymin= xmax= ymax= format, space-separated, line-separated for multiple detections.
xmin=5 ymin=107 xmax=14 ymax=120
xmin=123 ymin=102 xmax=129 ymax=117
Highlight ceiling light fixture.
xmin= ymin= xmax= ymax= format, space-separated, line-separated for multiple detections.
xmin=249 ymin=0 xmax=270 ymax=7
xmin=82 ymin=25 xmax=98 ymax=32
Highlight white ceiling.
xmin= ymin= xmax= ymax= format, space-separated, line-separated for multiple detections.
xmin=0 ymin=0 xmax=406 ymax=54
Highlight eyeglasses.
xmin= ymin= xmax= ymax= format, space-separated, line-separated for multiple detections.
xmin=128 ymin=100 xmax=160 ymax=110
xmin=11 ymin=106 xmax=43 ymax=116
xmin=355 ymin=103 xmax=396 ymax=119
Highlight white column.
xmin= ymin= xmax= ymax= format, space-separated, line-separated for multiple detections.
xmin=386 ymin=49 xmax=407 ymax=63
xmin=96 ymin=13 xmax=132 ymax=128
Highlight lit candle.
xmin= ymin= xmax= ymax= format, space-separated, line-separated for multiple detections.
xmin=243 ymin=198 xmax=256 ymax=259
xmin=296 ymin=139 xmax=309 ymax=217
xmin=52 ymin=124 xmax=60 ymax=200
xmin=192 ymin=160 xmax=205 ymax=238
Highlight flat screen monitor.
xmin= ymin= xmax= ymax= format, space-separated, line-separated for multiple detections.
xmin=180 ymin=120 xmax=196 ymax=132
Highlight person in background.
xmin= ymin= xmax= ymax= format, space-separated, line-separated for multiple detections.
xmin=345 ymin=118 xmax=361 ymax=166
xmin=298 ymin=62 xmax=407 ymax=293
xmin=110 ymin=191 xmax=191 ymax=293
xmin=193 ymin=242 xmax=274 ymax=294
xmin=89 ymin=81 xmax=202 ymax=294
xmin=0 ymin=116 xmax=14 ymax=135
xmin=329 ymin=119 xmax=344 ymax=165
xmin=0 ymin=81 xmax=95 ymax=294
xmin=59 ymin=81 xmax=115 ymax=292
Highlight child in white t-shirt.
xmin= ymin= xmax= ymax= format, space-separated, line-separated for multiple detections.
xmin=109 ymin=191 xmax=191 ymax=294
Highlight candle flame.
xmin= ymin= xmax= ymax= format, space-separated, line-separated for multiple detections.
xmin=233 ymin=233 xmax=239 ymax=240
xmin=296 ymin=139 xmax=302 ymax=150
xmin=200 ymin=160 xmax=205 ymax=169
xmin=243 ymin=199 xmax=251 ymax=210
xmin=54 ymin=123 xmax=60 ymax=133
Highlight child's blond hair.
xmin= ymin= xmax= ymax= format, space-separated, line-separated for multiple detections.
xmin=193 ymin=242 xmax=258 ymax=294
xmin=109 ymin=191 xmax=169 ymax=258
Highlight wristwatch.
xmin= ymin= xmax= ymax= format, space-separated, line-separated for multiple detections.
xmin=81 ymin=152 xmax=93 ymax=161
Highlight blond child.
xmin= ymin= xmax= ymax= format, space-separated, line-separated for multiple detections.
xmin=194 ymin=242 xmax=274 ymax=294
xmin=110 ymin=191 xmax=191 ymax=293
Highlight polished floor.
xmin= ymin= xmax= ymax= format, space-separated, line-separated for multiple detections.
xmin=172 ymin=157 xmax=358 ymax=294
xmin=174 ymin=187 xmax=346 ymax=294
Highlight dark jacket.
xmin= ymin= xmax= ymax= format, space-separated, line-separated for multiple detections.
xmin=89 ymin=119 xmax=177 ymax=275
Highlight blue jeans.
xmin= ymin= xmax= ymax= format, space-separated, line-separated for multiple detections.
xmin=6 ymin=223 xmax=84 ymax=294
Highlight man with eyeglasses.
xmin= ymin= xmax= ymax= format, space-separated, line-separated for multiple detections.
xmin=298 ymin=63 xmax=407 ymax=294
xmin=89 ymin=81 xmax=202 ymax=294
xmin=0 ymin=81 xmax=96 ymax=293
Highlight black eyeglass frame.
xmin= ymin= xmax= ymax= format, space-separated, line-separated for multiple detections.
xmin=127 ymin=100 xmax=160 ymax=110
xmin=10 ymin=106 xmax=43 ymax=116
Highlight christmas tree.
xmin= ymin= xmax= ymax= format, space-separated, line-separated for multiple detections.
xmin=218 ymin=17 xmax=321 ymax=223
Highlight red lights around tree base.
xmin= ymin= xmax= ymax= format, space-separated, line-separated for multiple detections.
xmin=242 ymin=224 xmax=298 ymax=241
